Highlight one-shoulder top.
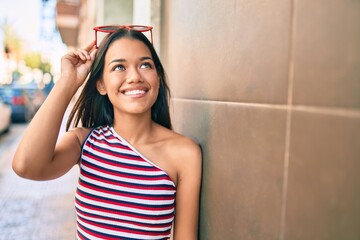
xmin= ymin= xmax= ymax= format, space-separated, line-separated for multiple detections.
xmin=75 ymin=126 xmax=176 ymax=240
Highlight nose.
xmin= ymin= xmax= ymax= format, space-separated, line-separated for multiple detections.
xmin=126 ymin=67 xmax=143 ymax=84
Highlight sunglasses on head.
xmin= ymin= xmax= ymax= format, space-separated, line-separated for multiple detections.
xmin=93 ymin=25 xmax=153 ymax=48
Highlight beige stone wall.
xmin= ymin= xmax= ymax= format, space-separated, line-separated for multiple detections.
xmin=161 ymin=0 xmax=360 ymax=239
xmin=76 ymin=0 xmax=135 ymax=49
xmin=103 ymin=0 xmax=133 ymax=25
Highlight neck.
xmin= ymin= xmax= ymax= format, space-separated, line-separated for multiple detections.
xmin=112 ymin=111 xmax=154 ymax=145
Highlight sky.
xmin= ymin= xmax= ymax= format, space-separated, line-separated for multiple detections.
xmin=0 ymin=0 xmax=67 ymax=75
xmin=0 ymin=0 xmax=41 ymax=51
xmin=0 ymin=0 xmax=66 ymax=50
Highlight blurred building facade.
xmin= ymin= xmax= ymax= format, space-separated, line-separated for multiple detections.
xmin=55 ymin=0 xmax=360 ymax=239
xmin=55 ymin=0 xmax=161 ymax=51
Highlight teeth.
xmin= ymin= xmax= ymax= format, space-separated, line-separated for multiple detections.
xmin=124 ymin=89 xmax=146 ymax=96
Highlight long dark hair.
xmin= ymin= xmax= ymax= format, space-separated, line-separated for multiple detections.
xmin=66 ymin=29 xmax=172 ymax=130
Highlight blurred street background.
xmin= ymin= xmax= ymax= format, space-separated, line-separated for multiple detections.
xmin=0 ymin=124 xmax=78 ymax=240
xmin=0 ymin=0 xmax=77 ymax=239
xmin=0 ymin=0 xmax=160 ymax=239
xmin=1 ymin=0 xmax=360 ymax=240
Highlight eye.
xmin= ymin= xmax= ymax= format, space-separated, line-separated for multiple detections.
xmin=114 ymin=65 xmax=125 ymax=71
xmin=140 ymin=62 xmax=153 ymax=69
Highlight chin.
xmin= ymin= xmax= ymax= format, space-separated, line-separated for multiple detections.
xmin=121 ymin=106 xmax=152 ymax=115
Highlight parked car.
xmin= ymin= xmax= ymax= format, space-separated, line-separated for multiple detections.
xmin=0 ymin=83 xmax=46 ymax=123
xmin=0 ymin=95 xmax=11 ymax=134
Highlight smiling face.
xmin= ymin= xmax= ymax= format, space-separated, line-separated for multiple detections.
xmin=96 ymin=38 xmax=159 ymax=118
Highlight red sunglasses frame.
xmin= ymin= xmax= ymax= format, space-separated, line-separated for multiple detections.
xmin=93 ymin=25 xmax=153 ymax=48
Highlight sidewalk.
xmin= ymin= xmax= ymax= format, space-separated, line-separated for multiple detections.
xmin=0 ymin=166 xmax=78 ymax=240
xmin=0 ymin=120 xmax=79 ymax=239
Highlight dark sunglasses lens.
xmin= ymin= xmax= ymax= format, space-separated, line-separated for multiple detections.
xmin=99 ymin=26 xmax=119 ymax=31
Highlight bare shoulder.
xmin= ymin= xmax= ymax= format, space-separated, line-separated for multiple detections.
xmin=63 ymin=127 xmax=92 ymax=146
xmin=172 ymin=134 xmax=202 ymax=161
xmin=73 ymin=127 xmax=92 ymax=139
xmin=156 ymin=125 xmax=202 ymax=171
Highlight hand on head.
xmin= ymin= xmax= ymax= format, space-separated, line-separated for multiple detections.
xmin=60 ymin=41 xmax=98 ymax=89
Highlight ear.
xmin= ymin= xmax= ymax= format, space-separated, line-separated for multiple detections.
xmin=96 ymin=80 xmax=107 ymax=95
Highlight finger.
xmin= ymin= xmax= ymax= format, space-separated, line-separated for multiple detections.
xmin=83 ymin=41 xmax=95 ymax=52
xmin=84 ymin=48 xmax=98 ymax=68
xmin=89 ymin=48 xmax=98 ymax=60
xmin=75 ymin=49 xmax=90 ymax=61
xmin=62 ymin=50 xmax=86 ymax=64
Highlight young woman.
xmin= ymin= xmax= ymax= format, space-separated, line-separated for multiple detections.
xmin=12 ymin=26 xmax=202 ymax=240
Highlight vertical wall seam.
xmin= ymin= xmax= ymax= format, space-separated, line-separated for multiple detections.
xmin=280 ymin=0 xmax=297 ymax=239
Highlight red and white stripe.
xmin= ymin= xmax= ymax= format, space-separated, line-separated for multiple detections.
xmin=75 ymin=126 xmax=176 ymax=240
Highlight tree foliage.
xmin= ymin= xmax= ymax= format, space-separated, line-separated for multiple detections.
xmin=0 ymin=19 xmax=23 ymax=59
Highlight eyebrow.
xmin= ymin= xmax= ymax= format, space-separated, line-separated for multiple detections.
xmin=108 ymin=56 xmax=153 ymax=66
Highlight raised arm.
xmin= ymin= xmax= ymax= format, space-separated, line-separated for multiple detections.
xmin=12 ymin=42 xmax=97 ymax=181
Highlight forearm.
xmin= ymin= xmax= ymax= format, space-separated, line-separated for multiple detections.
xmin=12 ymin=79 xmax=78 ymax=179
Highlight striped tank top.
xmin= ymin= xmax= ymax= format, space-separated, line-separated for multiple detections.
xmin=75 ymin=126 xmax=176 ymax=239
